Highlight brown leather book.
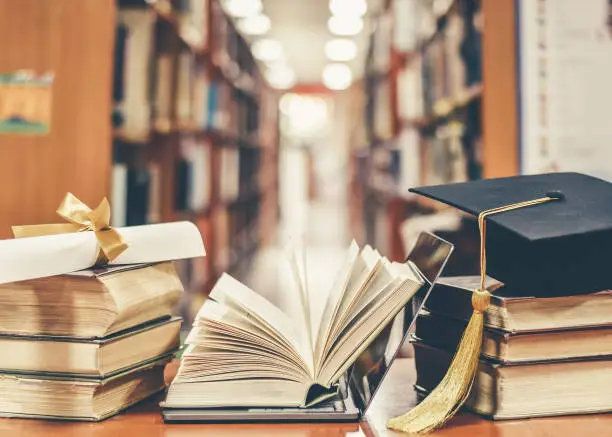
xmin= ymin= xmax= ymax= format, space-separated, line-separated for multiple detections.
xmin=0 ymin=356 xmax=170 ymax=421
xmin=0 ymin=262 xmax=183 ymax=338
xmin=416 ymin=310 xmax=612 ymax=363
xmin=0 ymin=317 xmax=180 ymax=376
xmin=413 ymin=340 xmax=612 ymax=420
xmin=425 ymin=276 xmax=612 ymax=333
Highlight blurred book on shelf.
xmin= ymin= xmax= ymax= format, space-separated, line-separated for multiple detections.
xmin=422 ymin=122 xmax=468 ymax=186
xmin=127 ymin=167 xmax=151 ymax=226
xmin=397 ymin=58 xmax=424 ymax=121
xmin=393 ymin=0 xmax=419 ymax=52
xmin=113 ymin=23 xmax=129 ymax=128
xmin=192 ymin=63 xmax=210 ymax=128
xmin=148 ymin=163 xmax=163 ymax=223
xmin=219 ymin=147 xmax=240 ymax=203
xmin=154 ymin=53 xmax=174 ymax=132
xmin=111 ymin=163 xmax=128 ymax=228
xmin=116 ymin=8 xmax=156 ymax=141
xmin=176 ymin=52 xmax=195 ymax=128
xmin=175 ymin=0 xmax=210 ymax=49
xmin=351 ymin=0 xmax=484 ymax=262
xmin=174 ymin=136 xmax=212 ymax=212
xmin=110 ymin=0 xmax=279 ymax=300
xmin=189 ymin=141 xmax=212 ymax=211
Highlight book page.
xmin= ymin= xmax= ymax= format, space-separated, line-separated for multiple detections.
xmin=319 ymin=279 xmax=422 ymax=385
xmin=326 ymin=256 xmax=396 ymax=348
xmin=313 ymin=240 xmax=360 ymax=370
xmin=328 ymin=248 xmax=384 ymax=340
xmin=189 ymin=299 xmax=312 ymax=382
xmin=287 ymin=245 xmax=314 ymax=369
xmin=210 ymin=274 xmax=313 ymax=377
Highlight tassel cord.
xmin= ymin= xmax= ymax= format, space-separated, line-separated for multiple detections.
xmin=388 ymin=195 xmax=557 ymax=434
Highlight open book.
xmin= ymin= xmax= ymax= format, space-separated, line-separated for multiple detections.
xmin=164 ymin=241 xmax=424 ymax=408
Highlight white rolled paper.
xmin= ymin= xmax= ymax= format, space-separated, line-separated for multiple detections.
xmin=0 ymin=221 xmax=206 ymax=285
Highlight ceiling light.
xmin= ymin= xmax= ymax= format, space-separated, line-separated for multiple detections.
xmin=328 ymin=15 xmax=364 ymax=36
xmin=322 ymin=63 xmax=353 ymax=90
xmin=266 ymin=64 xmax=296 ymax=89
xmin=222 ymin=0 xmax=262 ymax=18
xmin=329 ymin=0 xmax=367 ymax=17
xmin=237 ymin=14 xmax=271 ymax=35
xmin=252 ymin=39 xmax=283 ymax=62
xmin=325 ymin=39 xmax=358 ymax=62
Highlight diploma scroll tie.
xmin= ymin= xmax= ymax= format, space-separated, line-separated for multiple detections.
xmin=11 ymin=193 xmax=128 ymax=265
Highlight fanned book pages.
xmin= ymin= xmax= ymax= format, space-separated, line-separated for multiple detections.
xmin=163 ymin=241 xmax=424 ymax=408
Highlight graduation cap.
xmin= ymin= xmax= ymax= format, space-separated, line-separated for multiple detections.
xmin=388 ymin=172 xmax=612 ymax=434
xmin=408 ymin=172 xmax=612 ymax=297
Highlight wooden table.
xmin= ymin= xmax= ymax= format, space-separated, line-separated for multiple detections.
xmin=2 ymin=358 xmax=612 ymax=436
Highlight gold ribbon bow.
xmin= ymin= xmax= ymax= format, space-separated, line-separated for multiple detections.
xmin=12 ymin=193 xmax=128 ymax=265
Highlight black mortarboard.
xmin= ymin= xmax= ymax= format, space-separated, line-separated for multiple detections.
xmin=409 ymin=172 xmax=612 ymax=297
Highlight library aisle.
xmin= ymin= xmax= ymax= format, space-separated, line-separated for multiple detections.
xmin=236 ymin=148 xmax=351 ymax=329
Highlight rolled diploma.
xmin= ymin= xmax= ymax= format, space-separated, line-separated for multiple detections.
xmin=0 ymin=221 xmax=205 ymax=285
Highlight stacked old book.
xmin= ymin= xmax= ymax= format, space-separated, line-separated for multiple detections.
xmin=413 ymin=276 xmax=612 ymax=419
xmin=407 ymin=172 xmax=612 ymax=421
xmin=0 ymin=205 xmax=206 ymax=421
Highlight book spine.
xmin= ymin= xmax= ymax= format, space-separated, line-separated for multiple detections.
xmin=110 ymin=163 xmax=128 ymax=227
xmin=118 ymin=9 xmax=155 ymax=140
xmin=126 ymin=167 xmax=151 ymax=226
xmin=112 ymin=23 xmax=128 ymax=128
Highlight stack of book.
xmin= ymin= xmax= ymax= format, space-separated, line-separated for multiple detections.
xmin=413 ymin=275 xmax=612 ymax=419
xmin=0 ymin=262 xmax=184 ymax=421
xmin=403 ymin=172 xmax=612 ymax=424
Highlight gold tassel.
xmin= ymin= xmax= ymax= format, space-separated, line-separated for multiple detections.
xmin=388 ymin=289 xmax=488 ymax=433
xmin=388 ymin=195 xmax=558 ymax=434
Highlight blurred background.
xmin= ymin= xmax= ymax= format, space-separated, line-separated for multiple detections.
xmin=1 ymin=0 xmax=611 ymax=323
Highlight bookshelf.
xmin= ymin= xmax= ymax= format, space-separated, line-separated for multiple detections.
xmin=350 ymin=0 xmax=513 ymax=264
xmin=0 ymin=0 xmax=279 ymax=304
xmin=113 ymin=0 xmax=280 ymax=302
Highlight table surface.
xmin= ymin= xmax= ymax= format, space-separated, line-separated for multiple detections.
xmin=2 ymin=358 xmax=612 ymax=437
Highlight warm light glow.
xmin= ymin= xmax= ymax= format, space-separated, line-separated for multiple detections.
xmin=328 ymin=15 xmax=364 ymax=36
xmin=279 ymin=94 xmax=330 ymax=138
xmin=266 ymin=64 xmax=296 ymax=89
xmin=236 ymin=14 xmax=271 ymax=35
xmin=252 ymin=39 xmax=283 ymax=62
xmin=322 ymin=63 xmax=353 ymax=90
xmin=325 ymin=39 xmax=357 ymax=62
xmin=329 ymin=0 xmax=367 ymax=17
xmin=222 ymin=0 xmax=262 ymax=18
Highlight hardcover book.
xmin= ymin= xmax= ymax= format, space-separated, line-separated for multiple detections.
xmin=414 ymin=340 xmax=612 ymax=420
xmin=0 ymin=317 xmax=181 ymax=376
xmin=425 ymin=276 xmax=612 ymax=333
xmin=0 ymin=357 xmax=170 ymax=421
xmin=416 ymin=310 xmax=612 ymax=363
xmin=0 ymin=263 xmax=183 ymax=338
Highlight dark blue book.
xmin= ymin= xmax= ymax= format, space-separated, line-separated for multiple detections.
xmin=126 ymin=167 xmax=151 ymax=226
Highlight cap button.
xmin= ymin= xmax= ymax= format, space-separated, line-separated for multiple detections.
xmin=546 ymin=190 xmax=565 ymax=200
